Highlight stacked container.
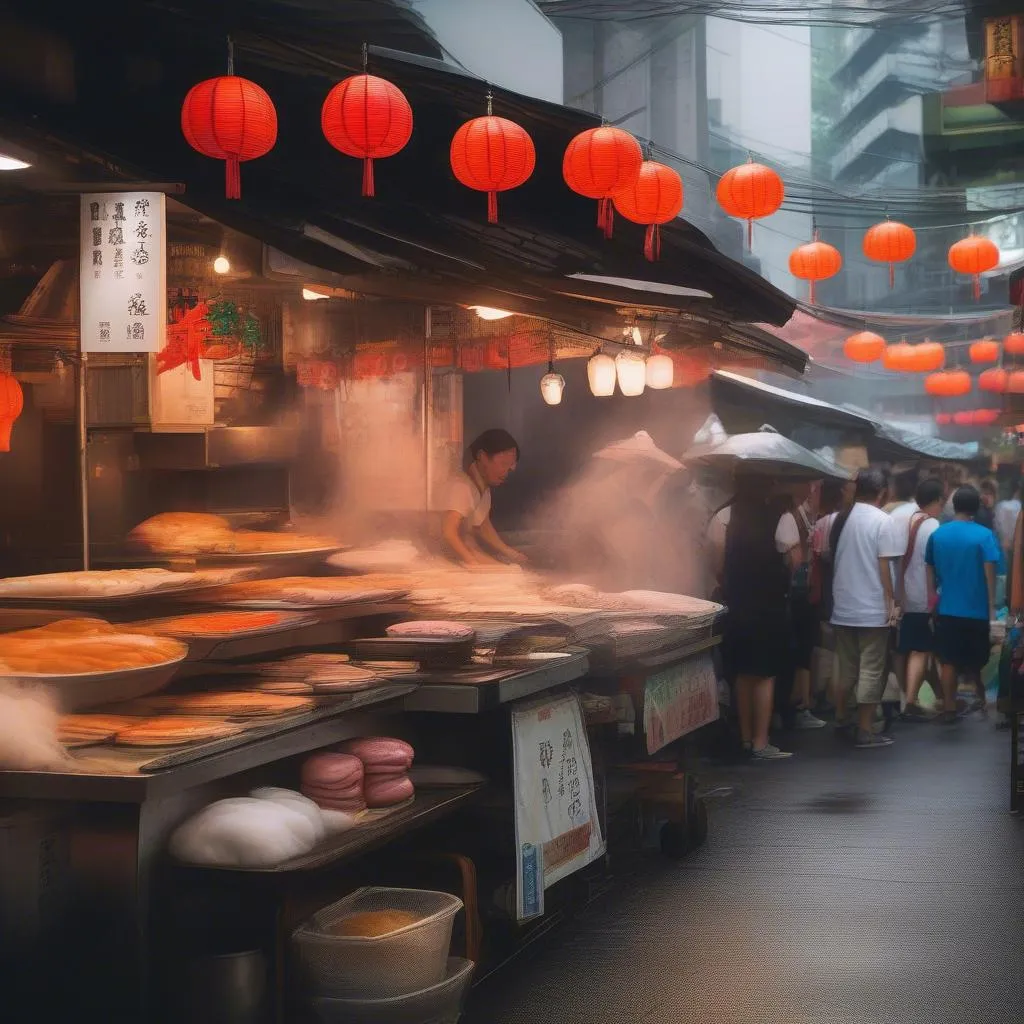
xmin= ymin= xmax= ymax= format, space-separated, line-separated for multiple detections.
xmin=293 ymin=887 xmax=474 ymax=1024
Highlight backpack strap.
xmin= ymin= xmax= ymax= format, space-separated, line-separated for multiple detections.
xmin=896 ymin=512 xmax=927 ymax=608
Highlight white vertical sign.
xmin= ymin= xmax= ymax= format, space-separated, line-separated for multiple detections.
xmin=80 ymin=192 xmax=166 ymax=353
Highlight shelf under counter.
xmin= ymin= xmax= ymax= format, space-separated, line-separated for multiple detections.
xmin=0 ymin=682 xmax=417 ymax=804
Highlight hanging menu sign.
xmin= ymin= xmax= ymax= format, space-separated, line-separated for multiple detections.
xmin=80 ymin=192 xmax=166 ymax=353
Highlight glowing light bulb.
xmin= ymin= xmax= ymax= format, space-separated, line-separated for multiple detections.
xmin=213 ymin=256 xmax=230 ymax=275
xmin=540 ymin=369 xmax=565 ymax=406
xmin=0 ymin=154 xmax=30 ymax=171
xmin=645 ymin=354 xmax=674 ymax=390
xmin=616 ymin=350 xmax=646 ymax=397
xmin=588 ymin=353 xmax=616 ymax=397
xmin=302 ymin=288 xmax=328 ymax=301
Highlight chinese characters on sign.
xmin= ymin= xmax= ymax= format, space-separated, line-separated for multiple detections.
xmin=512 ymin=694 xmax=605 ymax=921
xmin=643 ymin=653 xmax=719 ymax=756
xmin=79 ymin=192 xmax=166 ymax=353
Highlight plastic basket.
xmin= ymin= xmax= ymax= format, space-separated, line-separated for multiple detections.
xmin=309 ymin=957 xmax=475 ymax=1024
xmin=293 ymin=888 xmax=463 ymax=999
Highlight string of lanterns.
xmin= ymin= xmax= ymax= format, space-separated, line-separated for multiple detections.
xmin=179 ymin=42 xmax=1007 ymax=286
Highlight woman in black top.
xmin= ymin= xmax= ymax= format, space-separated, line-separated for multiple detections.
xmin=721 ymin=479 xmax=795 ymax=760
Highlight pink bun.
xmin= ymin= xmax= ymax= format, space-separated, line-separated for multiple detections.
xmin=301 ymin=753 xmax=363 ymax=787
xmin=364 ymin=775 xmax=414 ymax=808
xmin=341 ymin=737 xmax=414 ymax=764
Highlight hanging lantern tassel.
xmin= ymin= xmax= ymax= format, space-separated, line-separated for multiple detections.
xmin=363 ymin=157 xmax=375 ymax=198
xmin=598 ymin=197 xmax=614 ymax=238
xmin=488 ymin=190 xmax=498 ymax=224
xmin=644 ymin=224 xmax=661 ymax=262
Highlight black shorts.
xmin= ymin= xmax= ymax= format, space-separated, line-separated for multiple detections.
xmin=934 ymin=615 xmax=991 ymax=671
xmin=897 ymin=612 xmax=934 ymax=655
xmin=791 ymin=592 xmax=818 ymax=671
xmin=724 ymin=614 xmax=791 ymax=679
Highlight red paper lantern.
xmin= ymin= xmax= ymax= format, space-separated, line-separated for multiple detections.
xmin=882 ymin=343 xmax=914 ymax=371
xmin=322 ymin=74 xmax=413 ymax=198
xmin=862 ymin=220 xmax=916 ymax=288
xmin=969 ymin=338 xmax=1000 ymax=363
xmin=1009 ymin=371 xmax=1024 ymax=393
xmin=925 ymin=370 xmax=971 ymax=396
xmin=716 ymin=160 xmax=784 ymax=248
xmin=972 ymin=408 xmax=1001 ymax=425
xmin=450 ymin=112 xmax=535 ymax=224
xmin=979 ymin=367 xmax=1009 ymax=393
xmin=613 ymin=160 xmax=684 ymax=261
xmin=0 ymin=371 xmax=23 ymax=452
xmin=788 ymin=240 xmax=842 ymax=305
xmin=1004 ymin=332 xmax=1024 ymax=355
xmin=843 ymin=331 xmax=885 ymax=363
xmin=181 ymin=75 xmax=277 ymax=199
xmin=909 ymin=342 xmax=945 ymax=372
xmin=563 ymin=126 xmax=643 ymax=238
xmin=948 ymin=235 xmax=1000 ymax=300
xmin=952 ymin=411 xmax=975 ymax=426
xmin=935 ymin=412 xmax=952 ymax=425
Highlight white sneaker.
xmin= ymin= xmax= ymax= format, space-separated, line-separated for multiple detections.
xmin=752 ymin=744 xmax=793 ymax=760
xmin=795 ymin=709 xmax=827 ymax=730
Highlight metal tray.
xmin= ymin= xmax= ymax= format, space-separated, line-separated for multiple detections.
xmin=136 ymin=612 xmax=319 ymax=661
xmin=7 ymin=653 xmax=188 ymax=712
xmin=346 ymin=636 xmax=475 ymax=668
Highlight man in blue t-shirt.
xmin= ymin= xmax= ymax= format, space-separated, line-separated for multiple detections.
xmin=925 ymin=485 xmax=1001 ymax=722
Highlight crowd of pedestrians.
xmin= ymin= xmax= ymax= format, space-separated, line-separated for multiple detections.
xmin=713 ymin=465 xmax=1008 ymax=760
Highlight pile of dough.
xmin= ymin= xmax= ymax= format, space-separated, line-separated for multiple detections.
xmin=385 ymin=620 xmax=475 ymax=641
xmin=0 ymin=568 xmax=196 ymax=601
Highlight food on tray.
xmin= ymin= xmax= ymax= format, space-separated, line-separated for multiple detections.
xmin=130 ymin=610 xmax=305 ymax=637
xmin=109 ymin=691 xmax=312 ymax=718
xmin=57 ymin=713 xmax=141 ymax=746
xmin=128 ymin=512 xmax=338 ymax=557
xmin=385 ymin=620 xmax=475 ymax=641
xmin=327 ymin=540 xmax=430 ymax=574
xmin=0 ymin=568 xmax=198 ymax=601
xmin=113 ymin=717 xmax=244 ymax=747
xmin=191 ymin=576 xmax=405 ymax=607
xmin=340 ymin=737 xmax=414 ymax=766
xmin=0 ymin=627 xmax=186 ymax=676
xmin=327 ymin=910 xmax=421 ymax=938
xmin=335 ymin=737 xmax=415 ymax=808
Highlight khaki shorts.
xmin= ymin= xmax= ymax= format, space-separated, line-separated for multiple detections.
xmin=834 ymin=625 xmax=890 ymax=705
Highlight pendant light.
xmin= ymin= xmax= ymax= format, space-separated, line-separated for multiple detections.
xmin=540 ymin=359 xmax=565 ymax=405
xmin=616 ymin=350 xmax=646 ymax=396
xmin=645 ymin=353 xmax=674 ymax=389
xmin=588 ymin=351 xmax=616 ymax=397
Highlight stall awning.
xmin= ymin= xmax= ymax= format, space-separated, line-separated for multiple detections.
xmin=0 ymin=0 xmax=802 ymax=372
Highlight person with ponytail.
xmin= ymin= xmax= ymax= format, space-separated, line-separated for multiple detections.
xmin=438 ymin=429 xmax=527 ymax=567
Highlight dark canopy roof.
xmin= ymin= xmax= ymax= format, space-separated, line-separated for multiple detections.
xmin=0 ymin=0 xmax=801 ymax=370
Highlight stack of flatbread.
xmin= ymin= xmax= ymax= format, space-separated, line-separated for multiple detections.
xmin=106 ymin=690 xmax=313 ymax=718
xmin=189 ymin=576 xmax=406 ymax=608
xmin=248 ymin=654 xmax=382 ymax=695
xmin=128 ymin=512 xmax=339 ymax=557
xmin=57 ymin=712 xmax=243 ymax=748
xmin=0 ymin=620 xmax=186 ymax=676
xmin=0 ymin=568 xmax=200 ymax=602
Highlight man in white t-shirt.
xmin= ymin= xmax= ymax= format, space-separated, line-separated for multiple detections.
xmin=830 ymin=467 xmax=905 ymax=748
xmin=894 ymin=477 xmax=944 ymax=720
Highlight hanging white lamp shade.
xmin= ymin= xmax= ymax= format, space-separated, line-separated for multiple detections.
xmin=540 ymin=368 xmax=566 ymax=405
xmin=645 ymin=353 xmax=674 ymax=390
xmin=616 ymin=350 xmax=646 ymax=397
xmin=588 ymin=352 xmax=617 ymax=397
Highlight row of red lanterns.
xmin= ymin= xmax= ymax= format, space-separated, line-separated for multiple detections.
xmin=790 ymin=229 xmax=1000 ymax=304
xmin=935 ymin=409 xmax=1001 ymax=427
xmin=845 ymin=332 xmax=1024 ymax=371
xmin=179 ymin=53 xmax=783 ymax=260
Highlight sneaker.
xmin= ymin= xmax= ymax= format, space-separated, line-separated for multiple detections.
xmin=855 ymin=730 xmax=894 ymax=748
xmin=901 ymin=703 xmax=930 ymax=722
xmin=795 ymin=708 xmax=827 ymax=730
xmin=751 ymin=744 xmax=793 ymax=760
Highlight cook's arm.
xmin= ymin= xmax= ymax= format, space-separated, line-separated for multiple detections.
xmin=476 ymin=515 xmax=527 ymax=564
xmin=441 ymin=510 xmax=486 ymax=566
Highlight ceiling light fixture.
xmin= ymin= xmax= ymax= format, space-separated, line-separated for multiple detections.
xmin=213 ymin=255 xmax=231 ymax=274
xmin=0 ymin=154 xmax=30 ymax=171
xmin=540 ymin=360 xmax=565 ymax=406
xmin=468 ymin=305 xmax=514 ymax=321
xmin=302 ymin=287 xmax=329 ymax=301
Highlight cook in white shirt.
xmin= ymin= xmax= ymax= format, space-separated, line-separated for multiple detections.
xmin=438 ymin=429 xmax=526 ymax=567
